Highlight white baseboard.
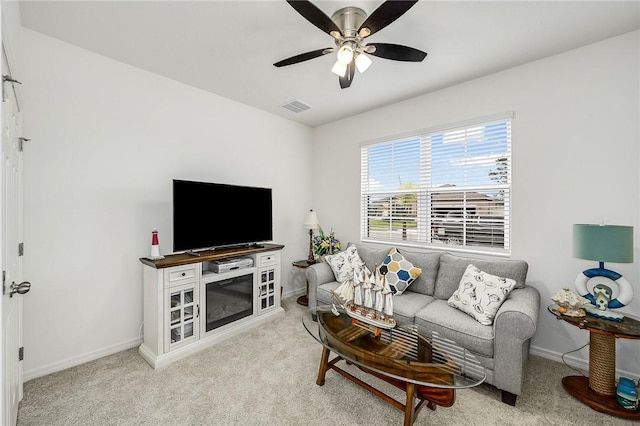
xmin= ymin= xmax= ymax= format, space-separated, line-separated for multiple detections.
xmin=529 ymin=344 xmax=638 ymax=380
xmin=282 ymin=287 xmax=305 ymax=300
xmin=23 ymin=336 xmax=143 ymax=382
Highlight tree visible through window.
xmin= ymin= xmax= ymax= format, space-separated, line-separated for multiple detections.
xmin=360 ymin=114 xmax=512 ymax=253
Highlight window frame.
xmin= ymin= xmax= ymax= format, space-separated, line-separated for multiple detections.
xmin=360 ymin=112 xmax=513 ymax=256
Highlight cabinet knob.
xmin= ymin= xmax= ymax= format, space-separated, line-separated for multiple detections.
xmin=181 ymin=272 xmax=186 ymax=276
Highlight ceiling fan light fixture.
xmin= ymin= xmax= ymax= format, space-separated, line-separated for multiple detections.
xmin=275 ymin=1 xmax=427 ymax=89
xmin=355 ymin=53 xmax=372 ymax=73
xmin=331 ymin=60 xmax=347 ymax=77
xmin=336 ymin=44 xmax=354 ymax=65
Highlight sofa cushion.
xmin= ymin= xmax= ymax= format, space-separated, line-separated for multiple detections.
xmin=325 ymin=245 xmax=364 ymax=283
xmin=447 ymin=264 xmax=517 ymax=325
xmin=379 ymin=247 xmax=422 ymax=295
xmin=415 ymin=299 xmax=495 ymax=357
xmin=395 ymin=249 xmax=441 ymax=296
xmin=353 ymin=244 xmax=440 ymax=296
xmin=433 ymin=253 xmax=528 ymax=300
xmin=392 ymin=291 xmax=435 ymax=325
xmin=351 ymin=243 xmax=390 ymax=272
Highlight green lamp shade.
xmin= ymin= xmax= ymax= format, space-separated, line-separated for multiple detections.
xmin=573 ymin=224 xmax=633 ymax=263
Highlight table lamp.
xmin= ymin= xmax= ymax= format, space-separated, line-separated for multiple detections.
xmin=303 ymin=209 xmax=319 ymax=262
xmin=573 ymin=224 xmax=634 ymax=321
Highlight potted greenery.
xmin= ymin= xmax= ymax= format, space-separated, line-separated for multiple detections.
xmin=312 ymin=228 xmax=341 ymax=261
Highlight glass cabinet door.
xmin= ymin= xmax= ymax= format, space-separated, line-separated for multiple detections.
xmin=166 ymin=283 xmax=198 ymax=352
xmin=258 ymin=267 xmax=276 ymax=313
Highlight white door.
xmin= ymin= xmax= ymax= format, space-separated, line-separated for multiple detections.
xmin=1 ymin=40 xmax=27 ymax=425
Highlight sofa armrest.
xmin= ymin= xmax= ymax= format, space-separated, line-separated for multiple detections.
xmin=492 ymin=285 xmax=541 ymax=395
xmin=306 ymin=262 xmax=335 ymax=309
xmin=495 ymin=286 xmax=540 ymax=338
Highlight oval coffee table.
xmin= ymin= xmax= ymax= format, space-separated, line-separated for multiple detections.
xmin=303 ymin=306 xmax=486 ymax=426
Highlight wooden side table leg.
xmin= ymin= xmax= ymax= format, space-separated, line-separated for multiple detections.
xmin=296 ymin=279 xmax=309 ymax=306
xmin=589 ymin=332 xmax=616 ymax=395
xmin=316 ymin=347 xmax=330 ymax=386
xmin=561 ymin=330 xmax=640 ymax=420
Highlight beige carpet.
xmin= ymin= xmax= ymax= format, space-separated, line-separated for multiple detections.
xmin=17 ymin=297 xmax=637 ymax=425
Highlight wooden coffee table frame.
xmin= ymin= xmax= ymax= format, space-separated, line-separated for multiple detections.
xmin=306 ymin=309 xmax=485 ymax=426
xmin=316 ymin=347 xmax=441 ymax=426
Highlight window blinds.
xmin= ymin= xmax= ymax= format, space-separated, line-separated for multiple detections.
xmin=361 ymin=115 xmax=512 ymax=253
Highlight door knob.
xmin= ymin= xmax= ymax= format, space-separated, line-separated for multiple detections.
xmin=9 ymin=281 xmax=31 ymax=298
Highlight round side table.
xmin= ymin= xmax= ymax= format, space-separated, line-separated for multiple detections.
xmin=293 ymin=259 xmax=316 ymax=306
xmin=549 ymin=305 xmax=640 ymax=419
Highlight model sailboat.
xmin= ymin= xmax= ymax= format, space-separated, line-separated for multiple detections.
xmin=332 ymin=264 xmax=395 ymax=329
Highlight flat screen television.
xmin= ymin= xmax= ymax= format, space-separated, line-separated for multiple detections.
xmin=173 ymin=179 xmax=273 ymax=252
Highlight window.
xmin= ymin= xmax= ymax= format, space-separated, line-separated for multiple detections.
xmin=360 ymin=113 xmax=512 ymax=254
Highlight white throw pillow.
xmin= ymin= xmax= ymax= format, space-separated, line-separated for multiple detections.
xmin=325 ymin=245 xmax=364 ymax=283
xmin=447 ymin=264 xmax=516 ymax=325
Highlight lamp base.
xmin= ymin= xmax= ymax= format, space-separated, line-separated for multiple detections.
xmin=575 ymin=263 xmax=633 ymax=323
xmin=584 ymin=304 xmax=625 ymax=321
xmin=307 ymin=229 xmax=315 ymax=262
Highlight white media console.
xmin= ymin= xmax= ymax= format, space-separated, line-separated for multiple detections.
xmin=139 ymin=243 xmax=284 ymax=368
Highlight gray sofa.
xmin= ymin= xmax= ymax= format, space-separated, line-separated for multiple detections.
xmin=306 ymin=243 xmax=540 ymax=406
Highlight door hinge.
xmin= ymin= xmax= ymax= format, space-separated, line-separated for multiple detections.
xmin=2 ymin=75 xmax=21 ymax=101
xmin=2 ymin=75 xmax=22 ymax=102
xmin=2 ymin=271 xmax=5 ymax=295
xmin=18 ymin=242 xmax=24 ymax=256
xmin=2 ymin=75 xmax=21 ymax=85
xmin=18 ymin=347 xmax=23 ymax=361
xmin=18 ymin=137 xmax=30 ymax=152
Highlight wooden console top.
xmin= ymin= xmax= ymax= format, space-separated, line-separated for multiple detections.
xmin=139 ymin=243 xmax=285 ymax=269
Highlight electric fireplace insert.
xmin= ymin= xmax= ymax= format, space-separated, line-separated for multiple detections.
xmin=205 ymin=272 xmax=253 ymax=331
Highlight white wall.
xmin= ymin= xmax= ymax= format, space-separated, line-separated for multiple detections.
xmin=2 ymin=1 xmax=21 ymax=76
xmin=17 ymin=22 xmax=640 ymax=381
xmin=312 ymin=31 xmax=640 ymax=377
xmin=20 ymin=29 xmax=314 ymax=379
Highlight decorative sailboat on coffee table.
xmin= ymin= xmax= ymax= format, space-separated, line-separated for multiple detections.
xmin=331 ymin=264 xmax=396 ymax=330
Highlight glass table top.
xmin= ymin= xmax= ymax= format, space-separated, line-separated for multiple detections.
xmin=548 ymin=304 xmax=640 ymax=339
xmin=303 ymin=305 xmax=486 ymax=389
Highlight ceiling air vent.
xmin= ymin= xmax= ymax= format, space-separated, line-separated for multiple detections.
xmin=281 ymin=99 xmax=311 ymax=113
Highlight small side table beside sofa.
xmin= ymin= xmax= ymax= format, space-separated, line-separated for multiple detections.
xmin=549 ymin=305 xmax=640 ymax=420
xmin=293 ymin=259 xmax=316 ymax=306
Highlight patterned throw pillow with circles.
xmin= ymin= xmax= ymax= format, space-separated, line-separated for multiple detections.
xmin=447 ymin=264 xmax=516 ymax=325
xmin=325 ymin=245 xmax=364 ymax=283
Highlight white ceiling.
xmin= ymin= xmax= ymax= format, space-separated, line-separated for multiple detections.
xmin=19 ymin=1 xmax=640 ymax=127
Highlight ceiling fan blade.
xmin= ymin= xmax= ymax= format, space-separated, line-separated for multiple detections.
xmin=286 ymin=0 xmax=342 ymax=38
xmin=339 ymin=61 xmax=355 ymax=89
xmin=274 ymin=48 xmax=333 ymax=67
xmin=367 ymin=43 xmax=427 ymax=62
xmin=358 ymin=0 xmax=418 ymax=38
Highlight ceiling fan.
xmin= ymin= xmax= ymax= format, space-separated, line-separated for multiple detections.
xmin=274 ymin=0 xmax=427 ymax=89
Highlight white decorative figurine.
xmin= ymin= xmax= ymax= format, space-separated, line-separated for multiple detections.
xmin=551 ymin=287 xmax=589 ymax=317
